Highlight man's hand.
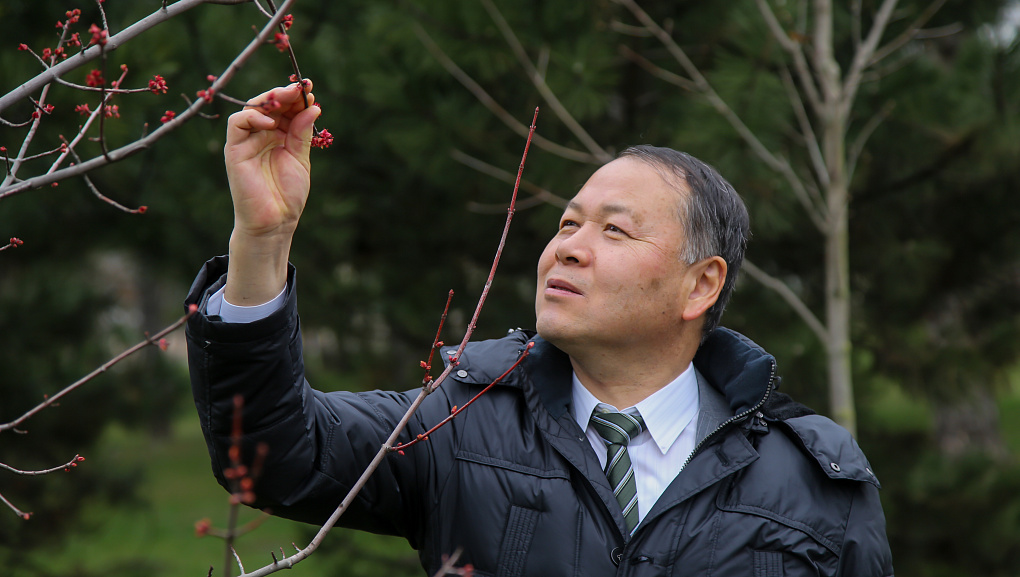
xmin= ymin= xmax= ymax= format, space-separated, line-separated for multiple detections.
xmin=224 ymin=81 xmax=320 ymax=306
xmin=226 ymin=81 xmax=320 ymax=238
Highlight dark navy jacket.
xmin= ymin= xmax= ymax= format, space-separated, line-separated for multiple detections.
xmin=186 ymin=257 xmax=894 ymax=576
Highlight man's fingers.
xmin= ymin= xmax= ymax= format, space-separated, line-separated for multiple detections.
xmin=226 ymin=109 xmax=277 ymax=146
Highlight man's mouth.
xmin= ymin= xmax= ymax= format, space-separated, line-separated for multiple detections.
xmin=546 ymin=279 xmax=582 ymax=296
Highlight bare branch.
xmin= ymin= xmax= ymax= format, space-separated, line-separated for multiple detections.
xmin=615 ymin=0 xmax=829 ymax=232
xmin=451 ymin=149 xmax=567 ymax=209
xmin=0 ymin=454 xmax=84 ymax=476
xmin=752 ymin=0 xmax=823 ymax=115
xmin=847 ymin=100 xmax=895 ymax=182
xmin=1 ymin=490 xmax=32 ymax=520
xmin=778 ymin=65 xmax=828 ymax=195
xmin=841 ymin=0 xmax=900 ymax=116
xmin=0 ymin=0 xmax=245 ymax=114
xmin=617 ymin=44 xmax=697 ymax=92
xmin=868 ymin=0 xmax=948 ymax=67
xmin=0 ymin=306 xmax=198 ymax=433
xmin=412 ymin=24 xmax=600 ymax=164
xmin=0 ymin=0 xmax=298 ymax=199
xmin=742 ymin=259 xmax=828 ymax=344
xmin=609 ymin=20 xmax=654 ymax=37
xmin=478 ymin=0 xmax=613 ymax=164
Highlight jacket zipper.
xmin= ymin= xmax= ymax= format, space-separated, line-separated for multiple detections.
xmin=680 ymin=358 xmax=777 ymax=472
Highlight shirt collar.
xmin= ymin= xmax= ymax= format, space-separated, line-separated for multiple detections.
xmin=571 ymin=363 xmax=699 ymax=455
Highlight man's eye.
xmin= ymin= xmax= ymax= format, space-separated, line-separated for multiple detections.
xmin=560 ymin=219 xmax=578 ymax=229
xmin=606 ymin=224 xmax=626 ymax=234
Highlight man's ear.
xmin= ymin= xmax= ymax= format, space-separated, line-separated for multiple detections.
xmin=681 ymin=256 xmax=727 ymax=322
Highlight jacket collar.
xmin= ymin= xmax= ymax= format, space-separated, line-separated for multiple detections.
xmin=443 ymin=327 xmax=777 ymax=426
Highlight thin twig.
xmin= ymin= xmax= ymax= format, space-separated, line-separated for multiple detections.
xmin=450 ymin=148 xmax=567 ymax=209
xmin=741 ymin=259 xmax=827 ymax=344
xmin=479 ymin=0 xmax=613 ymax=163
xmin=868 ymin=0 xmax=948 ymax=67
xmin=847 ymin=101 xmax=895 ymax=181
xmin=412 ymin=24 xmax=598 ymax=164
xmin=0 ymin=454 xmax=84 ymax=476
xmin=752 ymin=0 xmax=823 ymax=115
xmin=0 ymin=490 xmax=32 ymax=520
xmin=841 ymin=0 xmax=900 ymax=118
xmin=0 ymin=306 xmax=198 ymax=433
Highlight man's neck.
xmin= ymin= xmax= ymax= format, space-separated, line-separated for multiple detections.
xmin=568 ymin=343 xmax=697 ymax=409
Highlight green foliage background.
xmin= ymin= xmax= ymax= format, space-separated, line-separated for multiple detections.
xmin=1 ymin=0 xmax=1019 ymax=575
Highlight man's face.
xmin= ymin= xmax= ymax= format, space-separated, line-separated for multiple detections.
xmin=535 ymin=157 xmax=696 ymax=353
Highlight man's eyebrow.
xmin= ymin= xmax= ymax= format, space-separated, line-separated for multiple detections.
xmin=566 ymin=200 xmax=633 ymax=217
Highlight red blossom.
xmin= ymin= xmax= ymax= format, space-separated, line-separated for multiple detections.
xmin=273 ymin=32 xmax=290 ymax=52
xmin=311 ymin=128 xmax=333 ymax=149
xmin=9 ymin=238 xmax=24 ymax=247
xmin=137 ymin=206 xmax=148 ymax=214
xmin=206 ymin=74 xmax=218 ymax=82
xmin=88 ymin=23 xmax=108 ymax=46
xmin=66 ymin=9 xmax=81 ymax=23
xmin=68 ymin=33 xmax=81 ymax=47
xmin=75 ymin=103 xmax=91 ymax=115
xmin=160 ymin=110 xmax=175 ymax=123
xmin=56 ymin=21 xmax=64 ymax=29
xmin=196 ymin=89 xmax=215 ymax=103
xmin=85 ymin=69 xmax=104 ymax=87
xmin=289 ymin=73 xmax=299 ymax=82
xmin=31 ymin=110 xmax=41 ymax=119
xmin=148 ymin=75 xmax=168 ymax=94
xmin=18 ymin=43 xmax=28 ymax=51
xmin=43 ymin=104 xmax=54 ymax=114
xmin=282 ymin=14 xmax=294 ymax=30
xmin=103 ymin=105 xmax=119 ymax=118
xmin=42 ymin=48 xmax=53 ymax=60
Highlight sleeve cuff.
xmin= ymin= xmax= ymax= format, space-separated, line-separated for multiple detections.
xmin=208 ymin=284 xmax=287 ymax=324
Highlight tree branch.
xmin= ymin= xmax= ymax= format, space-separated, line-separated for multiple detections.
xmin=0 ymin=0 xmax=298 ymax=199
xmin=847 ymin=100 xmax=895 ymax=182
xmin=841 ymin=0 xmax=900 ymax=117
xmin=868 ymin=0 xmax=948 ymax=67
xmin=479 ymin=0 xmax=613 ymax=164
xmin=451 ymin=149 xmax=567 ymax=210
xmin=411 ymin=24 xmax=599 ymax=164
xmin=0 ymin=306 xmax=198 ymax=433
xmin=615 ymin=0 xmax=829 ymax=232
xmin=0 ymin=0 xmax=249 ymax=115
xmin=779 ymin=65 xmax=828 ymax=196
xmin=752 ymin=0 xmax=823 ymax=115
xmin=742 ymin=259 xmax=828 ymax=344
xmin=616 ymin=44 xmax=698 ymax=92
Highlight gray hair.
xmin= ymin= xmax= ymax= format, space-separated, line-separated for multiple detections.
xmin=618 ymin=145 xmax=750 ymax=337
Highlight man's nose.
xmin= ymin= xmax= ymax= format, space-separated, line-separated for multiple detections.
xmin=555 ymin=225 xmax=594 ymax=266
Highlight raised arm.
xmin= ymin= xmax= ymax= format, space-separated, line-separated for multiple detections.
xmin=223 ymin=81 xmax=320 ymax=306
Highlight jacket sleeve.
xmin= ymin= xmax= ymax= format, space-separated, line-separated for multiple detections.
xmin=838 ymin=480 xmax=895 ymax=576
xmin=184 ymin=256 xmax=450 ymax=546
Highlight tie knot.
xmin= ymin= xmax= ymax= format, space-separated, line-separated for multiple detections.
xmin=590 ymin=409 xmax=645 ymax=447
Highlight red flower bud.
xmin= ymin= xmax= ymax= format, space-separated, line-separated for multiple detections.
xmin=194 ymin=518 xmax=212 ymax=537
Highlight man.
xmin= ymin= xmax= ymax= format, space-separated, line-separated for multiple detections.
xmin=186 ymin=81 xmax=894 ymax=576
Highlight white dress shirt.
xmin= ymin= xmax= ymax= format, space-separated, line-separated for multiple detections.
xmin=571 ymin=365 xmax=699 ymax=523
xmin=209 ymin=282 xmax=701 ymax=524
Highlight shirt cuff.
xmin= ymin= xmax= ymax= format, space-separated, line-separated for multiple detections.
xmin=207 ymin=284 xmax=287 ymax=323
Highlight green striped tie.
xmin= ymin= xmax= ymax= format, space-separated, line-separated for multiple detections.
xmin=590 ymin=409 xmax=645 ymax=533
